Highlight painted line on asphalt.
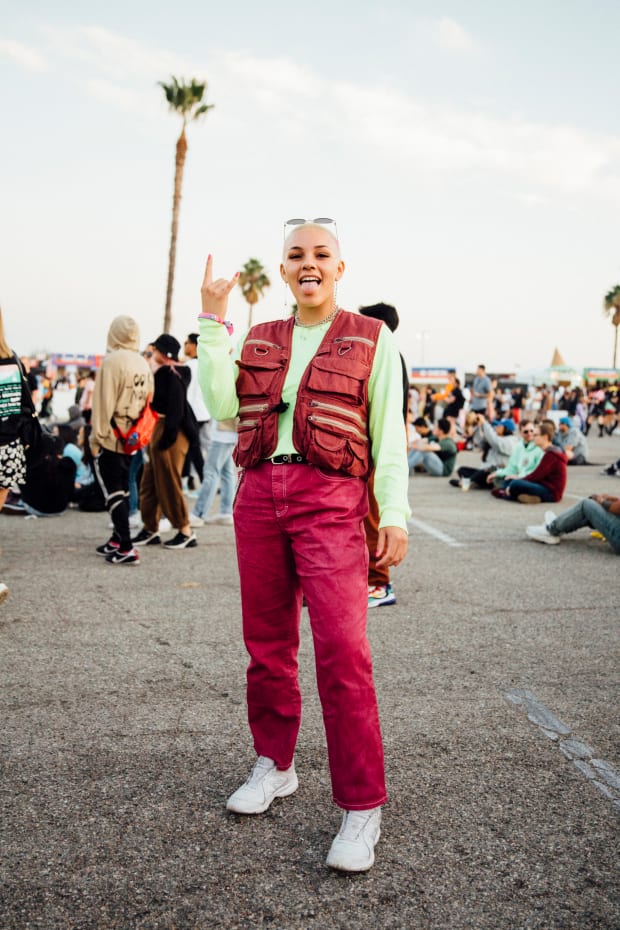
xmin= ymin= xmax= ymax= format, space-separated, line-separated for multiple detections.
xmin=408 ymin=518 xmax=464 ymax=548
xmin=504 ymin=688 xmax=620 ymax=812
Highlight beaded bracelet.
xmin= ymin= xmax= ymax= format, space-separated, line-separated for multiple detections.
xmin=198 ymin=312 xmax=234 ymax=336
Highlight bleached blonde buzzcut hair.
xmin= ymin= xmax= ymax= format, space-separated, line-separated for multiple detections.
xmin=282 ymin=222 xmax=341 ymax=260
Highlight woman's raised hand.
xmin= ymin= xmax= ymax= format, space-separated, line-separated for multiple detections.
xmin=200 ymin=255 xmax=239 ymax=318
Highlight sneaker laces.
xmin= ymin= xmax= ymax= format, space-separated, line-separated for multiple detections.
xmin=246 ymin=756 xmax=276 ymax=787
xmin=337 ymin=809 xmax=376 ymax=841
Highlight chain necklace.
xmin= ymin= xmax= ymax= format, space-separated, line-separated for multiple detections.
xmin=293 ymin=306 xmax=341 ymax=328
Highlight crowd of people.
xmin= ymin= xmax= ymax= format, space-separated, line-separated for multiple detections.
xmin=406 ymin=367 xmax=620 ymax=556
xmin=1 ymin=219 xmax=619 ymax=872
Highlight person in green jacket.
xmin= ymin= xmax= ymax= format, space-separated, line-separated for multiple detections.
xmin=196 ymin=221 xmax=410 ymax=873
xmin=486 ymin=419 xmax=542 ymax=488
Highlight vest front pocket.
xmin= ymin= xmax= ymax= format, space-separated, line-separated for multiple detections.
xmin=306 ymin=415 xmax=368 ymax=477
xmin=305 ymin=356 xmax=367 ymax=405
xmin=236 ymin=358 xmax=285 ymax=398
xmin=234 ymin=423 xmax=263 ymax=469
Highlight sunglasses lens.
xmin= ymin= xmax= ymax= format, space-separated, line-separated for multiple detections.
xmin=285 ymin=218 xmax=306 ymax=226
xmin=312 ymin=217 xmax=335 ymax=225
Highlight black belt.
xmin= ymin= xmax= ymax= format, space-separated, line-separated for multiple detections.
xmin=271 ymin=454 xmax=307 ymax=464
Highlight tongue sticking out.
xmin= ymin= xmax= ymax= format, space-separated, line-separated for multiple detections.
xmin=299 ymin=277 xmax=320 ymax=296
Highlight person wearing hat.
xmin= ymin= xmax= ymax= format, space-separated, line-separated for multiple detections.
xmin=557 ymin=416 xmax=589 ymax=465
xmin=132 ymin=334 xmax=197 ymax=550
xmin=450 ymin=414 xmax=517 ymax=489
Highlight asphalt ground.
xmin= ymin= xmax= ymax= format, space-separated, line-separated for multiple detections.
xmin=1 ymin=434 xmax=619 ymax=930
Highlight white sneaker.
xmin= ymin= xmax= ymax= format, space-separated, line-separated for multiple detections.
xmin=205 ymin=513 xmax=234 ymax=525
xmin=189 ymin=512 xmax=204 ymax=527
xmin=159 ymin=518 xmax=172 ymax=532
xmin=129 ymin=512 xmax=142 ymax=530
xmin=326 ymin=807 xmax=382 ymax=872
xmin=526 ymin=524 xmax=560 ymax=545
xmin=0 ymin=583 xmax=9 ymax=605
xmin=226 ymin=756 xmax=298 ymax=814
xmin=544 ymin=510 xmax=557 ymax=530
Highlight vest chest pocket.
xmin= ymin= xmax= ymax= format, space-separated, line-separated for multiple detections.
xmin=306 ymin=355 xmax=368 ymax=404
xmin=236 ymin=357 xmax=285 ymax=397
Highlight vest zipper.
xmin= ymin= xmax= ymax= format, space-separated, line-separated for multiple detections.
xmin=308 ymin=400 xmax=366 ymax=428
xmin=333 ymin=336 xmax=375 ymax=348
xmin=244 ymin=339 xmax=284 ymax=351
xmin=238 ymin=402 xmax=269 ymax=415
xmin=308 ymin=414 xmax=368 ymax=443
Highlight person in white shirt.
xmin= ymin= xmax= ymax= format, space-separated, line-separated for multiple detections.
xmin=183 ymin=333 xmax=211 ymax=488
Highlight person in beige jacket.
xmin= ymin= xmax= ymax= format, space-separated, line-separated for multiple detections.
xmin=90 ymin=315 xmax=153 ymax=565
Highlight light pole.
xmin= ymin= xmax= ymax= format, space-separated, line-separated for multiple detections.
xmin=415 ymin=330 xmax=430 ymax=366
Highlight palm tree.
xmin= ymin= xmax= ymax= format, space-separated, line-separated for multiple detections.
xmin=603 ymin=284 xmax=620 ymax=368
xmin=160 ymin=76 xmax=214 ymax=333
xmin=238 ymin=258 xmax=271 ymax=328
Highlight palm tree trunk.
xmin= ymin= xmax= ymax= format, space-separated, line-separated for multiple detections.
xmin=613 ymin=323 xmax=618 ymax=370
xmin=163 ymin=126 xmax=188 ymax=333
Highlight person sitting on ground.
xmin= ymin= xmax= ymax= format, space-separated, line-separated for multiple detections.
xmin=408 ymin=417 xmax=457 ymax=477
xmin=486 ymin=420 xmax=542 ymax=488
xmin=54 ymin=404 xmax=85 ymax=449
xmin=526 ymin=494 xmax=620 ymax=554
xmin=556 ymin=416 xmax=589 ymax=465
xmin=493 ymin=422 xmax=567 ymax=504
xmin=600 ymin=456 xmax=620 ymax=477
xmin=450 ymin=416 xmax=516 ymax=489
xmin=9 ymin=435 xmax=80 ymax=517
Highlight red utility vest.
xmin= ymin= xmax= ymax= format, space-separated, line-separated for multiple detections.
xmin=234 ymin=310 xmax=382 ymax=478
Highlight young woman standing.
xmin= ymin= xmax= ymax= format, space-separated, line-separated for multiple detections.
xmin=197 ymin=221 xmax=409 ymax=871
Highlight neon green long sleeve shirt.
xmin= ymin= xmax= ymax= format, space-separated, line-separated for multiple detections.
xmin=198 ymin=314 xmax=410 ymax=532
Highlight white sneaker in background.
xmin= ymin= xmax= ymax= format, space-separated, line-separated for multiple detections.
xmin=189 ymin=512 xmax=204 ymax=527
xmin=544 ymin=510 xmax=557 ymax=531
xmin=526 ymin=524 xmax=560 ymax=545
xmin=205 ymin=513 xmax=234 ymax=525
xmin=159 ymin=518 xmax=172 ymax=532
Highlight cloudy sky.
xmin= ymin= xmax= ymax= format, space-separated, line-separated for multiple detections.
xmin=2 ymin=0 xmax=619 ymax=376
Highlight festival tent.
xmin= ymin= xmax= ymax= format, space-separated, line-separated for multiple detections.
xmin=515 ymin=347 xmax=582 ymax=387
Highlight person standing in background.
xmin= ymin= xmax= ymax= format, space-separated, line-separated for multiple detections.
xmin=358 ymin=302 xmax=409 ymax=609
xmin=183 ymin=333 xmax=211 ymax=491
xmin=470 ymin=364 xmax=492 ymax=417
xmin=90 ymin=315 xmax=153 ymax=566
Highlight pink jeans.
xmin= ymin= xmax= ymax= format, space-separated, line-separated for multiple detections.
xmin=233 ymin=461 xmax=387 ymax=810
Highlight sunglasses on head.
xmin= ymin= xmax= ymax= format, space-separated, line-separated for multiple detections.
xmin=285 ymin=217 xmax=335 ymax=227
xmin=284 ymin=217 xmax=338 ymax=240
